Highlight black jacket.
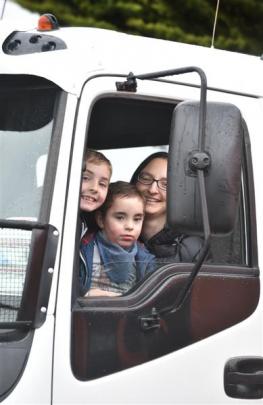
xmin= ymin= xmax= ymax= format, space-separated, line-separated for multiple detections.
xmin=142 ymin=227 xmax=203 ymax=264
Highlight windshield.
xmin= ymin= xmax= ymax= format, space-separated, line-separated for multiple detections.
xmin=0 ymin=78 xmax=60 ymax=220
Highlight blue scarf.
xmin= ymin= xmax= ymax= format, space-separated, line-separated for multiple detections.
xmin=95 ymin=231 xmax=138 ymax=284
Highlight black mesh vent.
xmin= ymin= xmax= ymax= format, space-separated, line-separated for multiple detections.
xmin=0 ymin=228 xmax=31 ymax=322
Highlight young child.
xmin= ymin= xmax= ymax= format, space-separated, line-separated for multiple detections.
xmin=79 ymin=148 xmax=112 ymax=294
xmin=80 ymin=148 xmax=112 ymax=222
xmin=80 ymin=181 xmax=155 ymax=297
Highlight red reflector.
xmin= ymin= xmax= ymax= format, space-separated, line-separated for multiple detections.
xmin=37 ymin=14 xmax=59 ymax=31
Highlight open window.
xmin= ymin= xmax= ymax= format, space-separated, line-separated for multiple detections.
xmin=71 ymin=88 xmax=259 ymax=380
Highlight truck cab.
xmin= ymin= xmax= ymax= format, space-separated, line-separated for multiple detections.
xmin=0 ymin=14 xmax=262 ymax=404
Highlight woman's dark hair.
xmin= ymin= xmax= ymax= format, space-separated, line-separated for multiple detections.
xmin=98 ymin=181 xmax=145 ymax=218
xmin=130 ymin=151 xmax=168 ymax=185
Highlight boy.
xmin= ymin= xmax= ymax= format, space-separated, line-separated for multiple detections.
xmin=80 ymin=181 xmax=155 ymax=297
xmin=79 ymin=149 xmax=112 ymax=294
xmin=80 ymin=148 xmax=112 ymax=214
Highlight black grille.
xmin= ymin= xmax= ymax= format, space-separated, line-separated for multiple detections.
xmin=0 ymin=228 xmax=31 ymax=322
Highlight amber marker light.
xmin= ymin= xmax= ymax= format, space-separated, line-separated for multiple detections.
xmin=37 ymin=14 xmax=59 ymax=31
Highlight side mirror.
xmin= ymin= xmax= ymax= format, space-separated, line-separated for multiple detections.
xmin=167 ymin=101 xmax=242 ymax=235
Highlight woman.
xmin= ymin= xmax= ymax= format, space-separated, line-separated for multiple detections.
xmin=130 ymin=151 xmax=203 ymax=263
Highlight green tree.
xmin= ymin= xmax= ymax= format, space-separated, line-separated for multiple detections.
xmin=14 ymin=0 xmax=263 ymax=55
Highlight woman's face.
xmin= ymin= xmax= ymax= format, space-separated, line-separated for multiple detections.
xmin=136 ymin=158 xmax=167 ymax=219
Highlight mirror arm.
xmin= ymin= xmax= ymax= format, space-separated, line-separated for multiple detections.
xmin=117 ymin=68 xmax=211 ymax=315
xmin=159 ymin=170 xmax=211 ymax=317
xmin=136 ymin=68 xmax=210 ymax=316
xmin=198 ymin=170 xmax=211 ymax=241
xmin=116 ymin=66 xmax=207 ymax=149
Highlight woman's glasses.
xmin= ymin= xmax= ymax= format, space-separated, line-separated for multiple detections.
xmin=137 ymin=173 xmax=167 ymax=190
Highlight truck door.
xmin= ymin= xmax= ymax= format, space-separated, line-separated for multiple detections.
xmin=53 ymin=73 xmax=262 ymax=404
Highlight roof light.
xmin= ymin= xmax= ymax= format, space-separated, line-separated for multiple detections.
xmin=37 ymin=14 xmax=59 ymax=31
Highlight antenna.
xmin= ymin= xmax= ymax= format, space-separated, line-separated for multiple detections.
xmin=211 ymin=0 xmax=220 ymax=48
xmin=0 ymin=0 xmax=7 ymax=20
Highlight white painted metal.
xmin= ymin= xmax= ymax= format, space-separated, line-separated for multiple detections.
xmin=0 ymin=21 xmax=263 ymax=97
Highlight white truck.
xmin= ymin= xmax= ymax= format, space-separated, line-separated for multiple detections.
xmin=0 ymin=13 xmax=262 ymax=404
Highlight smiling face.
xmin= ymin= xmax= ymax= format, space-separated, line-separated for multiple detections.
xmin=136 ymin=157 xmax=167 ymax=221
xmin=97 ymin=195 xmax=144 ymax=249
xmin=80 ymin=160 xmax=111 ymax=212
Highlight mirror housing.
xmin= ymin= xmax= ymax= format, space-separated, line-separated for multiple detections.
xmin=167 ymin=101 xmax=242 ymax=235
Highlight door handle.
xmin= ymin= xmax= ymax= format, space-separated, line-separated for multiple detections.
xmin=224 ymin=357 xmax=263 ymax=399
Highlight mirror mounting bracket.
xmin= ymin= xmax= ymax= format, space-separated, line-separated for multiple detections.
xmin=188 ymin=150 xmax=211 ymax=176
xmin=116 ymin=72 xmax=137 ymax=92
